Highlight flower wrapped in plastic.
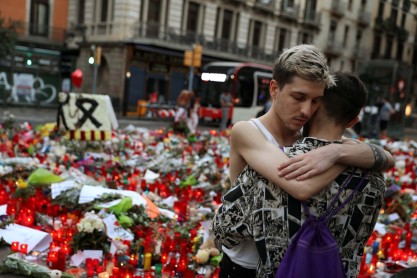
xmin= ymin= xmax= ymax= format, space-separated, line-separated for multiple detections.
xmin=71 ymin=211 xmax=110 ymax=253
xmin=0 ymin=253 xmax=75 ymax=278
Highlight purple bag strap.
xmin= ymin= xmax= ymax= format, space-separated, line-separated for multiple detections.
xmin=302 ymin=170 xmax=368 ymax=221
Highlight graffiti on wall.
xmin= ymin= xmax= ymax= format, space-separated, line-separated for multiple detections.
xmin=0 ymin=72 xmax=58 ymax=105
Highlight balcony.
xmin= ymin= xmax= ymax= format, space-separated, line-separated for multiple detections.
xmin=15 ymin=22 xmax=66 ymax=47
xmin=374 ymin=16 xmax=384 ymax=31
xmin=324 ymin=40 xmax=343 ymax=57
xmin=383 ymin=18 xmax=399 ymax=35
xmin=330 ymin=1 xmax=346 ymax=17
xmin=301 ymin=10 xmax=321 ymax=29
xmin=352 ymin=46 xmax=368 ymax=60
xmin=74 ymin=21 xmax=275 ymax=63
xmin=398 ymin=27 xmax=409 ymax=42
xmin=254 ymin=0 xmax=276 ymax=13
xmin=357 ymin=11 xmax=371 ymax=27
xmin=279 ymin=4 xmax=299 ymax=22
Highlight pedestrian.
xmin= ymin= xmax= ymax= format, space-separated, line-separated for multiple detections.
xmin=378 ymin=96 xmax=395 ymax=139
xmin=219 ymin=90 xmax=233 ymax=131
xmin=211 ymin=44 xmax=395 ymax=278
xmin=255 ymin=98 xmax=272 ymax=118
xmin=173 ymin=90 xmax=193 ymax=133
xmin=186 ymin=93 xmax=200 ymax=134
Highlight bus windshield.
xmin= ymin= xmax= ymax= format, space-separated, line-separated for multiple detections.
xmin=198 ymin=62 xmax=273 ymax=123
xmin=200 ymin=63 xmax=272 ymax=107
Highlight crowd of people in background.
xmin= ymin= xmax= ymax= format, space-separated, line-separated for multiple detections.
xmin=173 ymin=89 xmax=200 ymax=134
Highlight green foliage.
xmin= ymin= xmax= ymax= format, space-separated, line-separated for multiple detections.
xmin=0 ymin=13 xmax=20 ymax=61
xmin=70 ymin=229 xmax=110 ymax=254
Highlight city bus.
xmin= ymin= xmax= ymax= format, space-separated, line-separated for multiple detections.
xmin=198 ymin=62 xmax=273 ymax=125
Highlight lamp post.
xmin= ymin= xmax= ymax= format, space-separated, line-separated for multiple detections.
xmin=183 ymin=44 xmax=202 ymax=91
xmin=90 ymin=45 xmax=101 ymax=94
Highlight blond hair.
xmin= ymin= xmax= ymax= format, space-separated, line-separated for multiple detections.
xmin=273 ymin=44 xmax=335 ymax=89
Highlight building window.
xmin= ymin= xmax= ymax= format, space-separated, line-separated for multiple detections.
xmin=96 ymin=0 xmax=114 ymax=23
xmin=355 ymin=30 xmax=362 ymax=48
xmin=348 ymin=0 xmax=353 ymax=10
xmin=372 ymin=34 xmax=382 ymax=59
xmin=304 ymin=0 xmax=317 ymax=20
xmin=343 ymin=25 xmax=349 ymax=47
xmin=328 ymin=20 xmax=337 ymax=45
xmin=298 ymin=31 xmax=311 ymax=44
xmin=396 ymin=42 xmax=404 ymax=60
xmin=283 ymin=0 xmax=295 ymax=8
xmin=187 ymin=2 xmax=200 ymax=33
xmin=401 ymin=13 xmax=406 ymax=27
xmin=148 ymin=0 xmax=162 ymax=22
xmin=221 ymin=9 xmax=233 ymax=40
xmin=251 ymin=20 xmax=263 ymax=47
xmin=377 ymin=0 xmax=384 ymax=18
xmin=77 ymin=0 xmax=85 ymax=24
xmin=100 ymin=0 xmax=108 ymax=22
xmin=147 ymin=0 xmax=162 ymax=37
xmin=384 ymin=36 xmax=393 ymax=59
xmin=275 ymin=28 xmax=288 ymax=51
xmin=215 ymin=7 xmax=220 ymax=38
xmin=30 ymin=0 xmax=49 ymax=36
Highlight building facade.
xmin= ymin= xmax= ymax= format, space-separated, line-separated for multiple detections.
xmin=1 ymin=0 xmax=416 ymax=128
xmin=0 ymin=0 xmax=77 ymax=107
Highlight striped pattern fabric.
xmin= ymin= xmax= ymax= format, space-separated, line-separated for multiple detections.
xmin=65 ymin=130 xmax=111 ymax=141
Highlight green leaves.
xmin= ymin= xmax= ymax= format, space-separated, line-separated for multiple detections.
xmin=107 ymin=197 xmax=133 ymax=214
xmin=27 ymin=168 xmax=64 ymax=185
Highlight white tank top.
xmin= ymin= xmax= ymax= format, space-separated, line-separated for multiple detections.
xmin=223 ymin=118 xmax=280 ymax=269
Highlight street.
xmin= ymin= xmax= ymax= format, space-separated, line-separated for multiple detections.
xmin=1 ymin=106 xmax=218 ymax=132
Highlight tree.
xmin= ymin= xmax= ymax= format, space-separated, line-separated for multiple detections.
xmin=0 ymin=13 xmax=20 ymax=61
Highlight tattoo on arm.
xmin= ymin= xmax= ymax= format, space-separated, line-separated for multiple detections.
xmin=367 ymin=143 xmax=389 ymax=171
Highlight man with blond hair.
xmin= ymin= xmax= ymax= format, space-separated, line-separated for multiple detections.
xmin=212 ymin=45 xmax=394 ymax=277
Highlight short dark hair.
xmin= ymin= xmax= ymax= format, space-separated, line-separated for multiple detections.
xmin=322 ymin=71 xmax=367 ymax=126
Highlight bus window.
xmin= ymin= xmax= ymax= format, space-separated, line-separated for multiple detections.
xmin=235 ymin=76 xmax=254 ymax=107
xmin=256 ymin=76 xmax=271 ymax=106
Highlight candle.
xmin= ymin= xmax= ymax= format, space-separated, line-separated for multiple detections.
xmin=19 ymin=244 xmax=28 ymax=255
xmin=11 ymin=241 xmax=19 ymax=252
xmin=143 ymin=253 xmax=152 ymax=271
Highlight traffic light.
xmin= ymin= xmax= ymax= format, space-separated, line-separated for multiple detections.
xmin=193 ymin=44 xmax=202 ymax=68
xmin=26 ymin=53 xmax=32 ymax=66
xmin=184 ymin=50 xmax=193 ymax=67
xmin=95 ymin=46 xmax=102 ymax=65
xmin=183 ymin=44 xmax=203 ymax=67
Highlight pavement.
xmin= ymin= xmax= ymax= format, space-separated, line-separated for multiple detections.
xmin=2 ymin=105 xmax=417 ymax=141
xmin=1 ymin=105 xmax=175 ymax=130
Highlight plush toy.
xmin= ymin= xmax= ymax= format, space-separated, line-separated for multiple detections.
xmin=195 ymin=238 xmax=220 ymax=264
xmin=49 ymin=269 xmax=62 ymax=278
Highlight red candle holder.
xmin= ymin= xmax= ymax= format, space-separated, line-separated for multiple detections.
xmin=11 ymin=242 xmax=19 ymax=252
xmin=19 ymin=243 xmax=28 ymax=254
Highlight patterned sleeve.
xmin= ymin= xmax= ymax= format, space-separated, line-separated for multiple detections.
xmin=211 ymin=171 xmax=256 ymax=249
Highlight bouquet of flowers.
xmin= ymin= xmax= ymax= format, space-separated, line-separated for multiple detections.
xmin=71 ymin=212 xmax=110 ymax=253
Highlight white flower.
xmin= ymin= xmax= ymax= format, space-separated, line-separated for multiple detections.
xmin=83 ymin=222 xmax=94 ymax=233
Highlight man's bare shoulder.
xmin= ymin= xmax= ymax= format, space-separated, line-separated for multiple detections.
xmin=231 ymin=121 xmax=254 ymax=134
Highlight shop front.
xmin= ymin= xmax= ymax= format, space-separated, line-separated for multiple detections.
xmin=0 ymin=45 xmax=77 ymax=108
xmin=124 ymin=45 xmax=190 ymax=118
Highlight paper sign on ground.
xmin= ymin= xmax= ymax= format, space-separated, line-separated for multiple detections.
xmin=0 ymin=224 xmax=52 ymax=252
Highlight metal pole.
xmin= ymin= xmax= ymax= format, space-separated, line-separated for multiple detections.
xmin=92 ymin=63 xmax=98 ymax=94
xmin=187 ymin=66 xmax=194 ymax=91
